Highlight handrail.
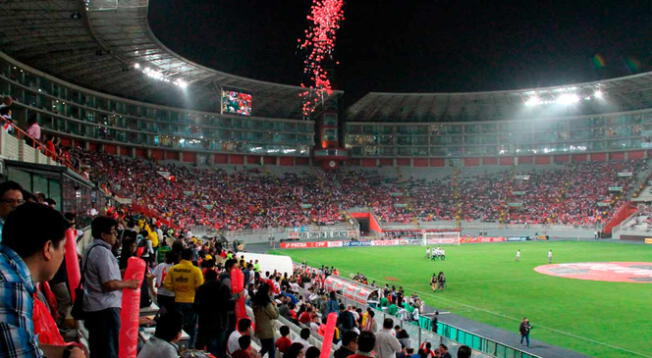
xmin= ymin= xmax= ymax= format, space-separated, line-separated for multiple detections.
xmin=1 ymin=113 xmax=80 ymax=173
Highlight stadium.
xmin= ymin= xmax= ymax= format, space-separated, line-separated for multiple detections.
xmin=0 ymin=1 xmax=651 ymax=358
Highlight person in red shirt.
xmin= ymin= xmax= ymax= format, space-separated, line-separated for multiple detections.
xmin=232 ymin=335 xmax=261 ymax=358
xmin=46 ymin=136 xmax=57 ymax=159
xmin=275 ymin=326 xmax=292 ymax=354
xmin=298 ymin=306 xmax=314 ymax=325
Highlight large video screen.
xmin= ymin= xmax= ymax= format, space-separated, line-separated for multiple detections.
xmin=222 ymin=89 xmax=253 ymax=116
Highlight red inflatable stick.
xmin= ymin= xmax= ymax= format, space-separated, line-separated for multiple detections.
xmin=230 ymin=268 xmax=247 ymax=322
xmin=64 ymin=228 xmax=80 ymax=302
xmin=33 ymin=287 xmax=65 ymax=345
xmin=118 ymin=257 xmax=146 ymax=358
xmin=320 ymin=312 xmax=338 ymax=358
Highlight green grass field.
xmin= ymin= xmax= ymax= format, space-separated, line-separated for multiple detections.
xmin=272 ymin=241 xmax=652 ymax=358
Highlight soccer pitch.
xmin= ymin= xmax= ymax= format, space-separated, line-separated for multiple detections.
xmin=272 ymin=241 xmax=652 ymax=358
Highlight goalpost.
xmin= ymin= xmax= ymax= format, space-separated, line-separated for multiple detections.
xmin=422 ymin=231 xmax=461 ymax=245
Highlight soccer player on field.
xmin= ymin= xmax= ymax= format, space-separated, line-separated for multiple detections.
xmin=515 ymin=249 xmax=521 ymax=262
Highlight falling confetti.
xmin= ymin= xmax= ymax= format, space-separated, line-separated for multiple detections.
xmin=298 ymin=0 xmax=345 ymax=117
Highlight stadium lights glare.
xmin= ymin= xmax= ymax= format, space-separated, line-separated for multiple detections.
xmin=174 ymin=79 xmax=188 ymax=89
xmin=523 ymin=84 xmax=607 ymax=107
xmin=525 ymin=96 xmax=542 ymax=106
xmin=134 ymin=64 xmax=188 ymax=89
xmin=556 ymin=93 xmax=580 ymax=105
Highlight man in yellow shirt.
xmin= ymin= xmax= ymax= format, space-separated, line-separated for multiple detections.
xmin=164 ymin=248 xmax=204 ymax=346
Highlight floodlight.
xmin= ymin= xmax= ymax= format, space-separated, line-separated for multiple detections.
xmin=594 ymin=90 xmax=603 ymax=99
xmin=556 ymin=93 xmax=579 ymax=105
xmin=525 ymin=97 xmax=542 ymax=107
xmin=175 ymin=79 xmax=188 ymax=89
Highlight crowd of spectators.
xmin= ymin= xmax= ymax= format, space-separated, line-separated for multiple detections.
xmin=0 ymin=177 xmax=474 ymax=358
xmin=271 ymin=264 xmax=462 ymax=358
xmin=70 ymin=148 xmax=646 ymax=231
xmin=0 ymin=181 xmax=88 ymax=358
xmin=619 ymin=203 xmax=652 ymax=232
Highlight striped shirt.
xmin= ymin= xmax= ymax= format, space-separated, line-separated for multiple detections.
xmin=0 ymin=245 xmax=44 ymax=357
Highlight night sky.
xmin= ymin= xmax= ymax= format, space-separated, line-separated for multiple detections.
xmin=149 ymin=0 xmax=652 ymax=101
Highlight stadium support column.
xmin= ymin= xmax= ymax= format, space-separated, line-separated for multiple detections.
xmin=312 ymin=111 xmax=348 ymax=171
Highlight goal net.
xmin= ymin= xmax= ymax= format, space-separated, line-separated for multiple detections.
xmin=422 ymin=231 xmax=461 ymax=245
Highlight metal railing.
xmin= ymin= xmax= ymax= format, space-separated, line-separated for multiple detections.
xmin=336 ymin=293 xmax=541 ymax=358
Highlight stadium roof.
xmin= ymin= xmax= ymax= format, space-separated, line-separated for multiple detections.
xmin=0 ymin=0 xmax=339 ymax=119
xmin=2 ymin=1 xmax=651 ymax=123
xmin=346 ymin=71 xmax=652 ymax=123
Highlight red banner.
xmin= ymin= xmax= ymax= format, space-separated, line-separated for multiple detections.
xmin=460 ymin=236 xmax=506 ymax=243
xmin=280 ymin=241 xmax=343 ymax=249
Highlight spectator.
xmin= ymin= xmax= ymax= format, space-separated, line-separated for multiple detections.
xmin=227 ymin=318 xmax=252 ymax=355
xmin=82 ymin=216 xmax=139 ymax=358
xmin=220 ymin=258 xmax=239 ymax=332
xmin=275 ymin=326 xmax=293 ymax=354
xmin=0 ymin=110 xmax=12 ymax=130
xmin=406 ymin=348 xmax=419 ymax=358
xmin=0 ymin=203 xmax=84 ymax=358
xmin=456 ymin=345 xmax=471 ymax=358
xmin=337 ymin=303 xmax=356 ymax=335
xmin=151 ymin=251 xmax=178 ymax=314
xmin=305 ymin=347 xmax=320 ymax=358
xmin=232 ymin=335 xmax=261 ymax=358
xmin=349 ymin=331 xmax=376 ymax=358
xmin=363 ymin=309 xmax=377 ymax=332
xmin=418 ymin=343 xmax=434 ymax=358
xmin=26 ymin=114 xmax=41 ymax=146
xmin=0 ymin=181 xmax=24 ymax=241
xmin=325 ymin=291 xmax=339 ymax=314
xmin=194 ymin=268 xmax=230 ymax=354
xmin=334 ymin=330 xmax=358 ymax=358
xmin=375 ymin=318 xmax=402 ymax=358
xmin=163 ymin=248 xmax=204 ymax=345
xmin=252 ymin=282 xmax=280 ymax=358
xmin=46 ymin=135 xmax=57 ymax=159
xmin=438 ymin=344 xmax=451 ymax=358
xmin=295 ymin=328 xmax=312 ymax=350
xmin=118 ymin=234 xmax=137 ymax=271
xmin=284 ymin=343 xmax=306 ymax=358
xmin=278 ymin=295 xmax=292 ymax=320
xmin=137 ymin=311 xmax=183 ymax=358
xmin=396 ymin=328 xmax=410 ymax=349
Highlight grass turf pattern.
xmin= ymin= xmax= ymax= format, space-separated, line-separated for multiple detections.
xmin=272 ymin=241 xmax=652 ymax=358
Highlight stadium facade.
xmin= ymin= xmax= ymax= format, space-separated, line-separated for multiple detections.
xmin=2 ymin=0 xmax=652 ymax=167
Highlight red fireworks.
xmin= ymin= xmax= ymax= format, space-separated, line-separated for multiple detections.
xmin=298 ymin=0 xmax=345 ymax=117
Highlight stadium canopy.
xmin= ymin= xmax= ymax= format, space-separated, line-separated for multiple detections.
xmin=0 ymin=0 xmax=340 ymax=119
xmin=347 ymin=72 xmax=652 ymax=123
